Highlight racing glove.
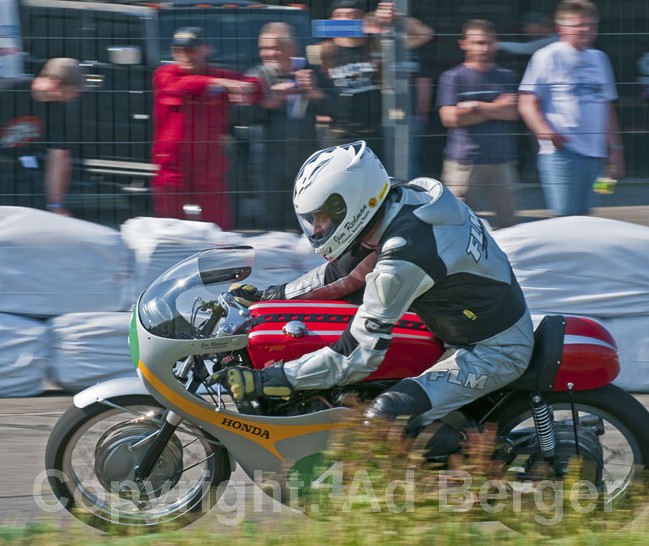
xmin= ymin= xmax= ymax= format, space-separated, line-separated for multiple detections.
xmin=228 ymin=283 xmax=286 ymax=306
xmin=223 ymin=364 xmax=293 ymax=401
xmin=228 ymin=283 xmax=262 ymax=307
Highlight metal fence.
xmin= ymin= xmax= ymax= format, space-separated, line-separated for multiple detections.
xmin=1 ymin=0 xmax=647 ymax=229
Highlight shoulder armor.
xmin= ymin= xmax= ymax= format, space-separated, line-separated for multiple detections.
xmin=408 ymin=177 xmax=444 ymax=202
xmin=408 ymin=177 xmax=466 ymax=226
xmin=381 ymin=236 xmax=407 ymax=253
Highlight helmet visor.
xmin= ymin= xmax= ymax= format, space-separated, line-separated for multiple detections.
xmin=297 ymin=193 xmax=347 ymax=252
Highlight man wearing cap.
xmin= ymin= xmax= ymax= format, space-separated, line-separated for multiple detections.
xmin=151 ymin=27 xmax=262 ymax=228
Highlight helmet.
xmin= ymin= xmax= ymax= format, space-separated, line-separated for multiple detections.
xmin=293 ymin=141 xmax=390 ymax=261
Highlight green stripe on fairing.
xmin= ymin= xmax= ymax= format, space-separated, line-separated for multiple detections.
xmin=129 ymin=307 xmax=139 ymax=368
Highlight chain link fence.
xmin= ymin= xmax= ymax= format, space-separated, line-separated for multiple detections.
xmin=1 ymin=0 xmax=647 ymax=228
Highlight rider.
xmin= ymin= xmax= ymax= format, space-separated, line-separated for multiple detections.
xmin=224 ymin=140 xmax=534 ymax=436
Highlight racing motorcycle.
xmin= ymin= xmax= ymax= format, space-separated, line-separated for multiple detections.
xmin=45 ymin=247 xmax=649 ymax=531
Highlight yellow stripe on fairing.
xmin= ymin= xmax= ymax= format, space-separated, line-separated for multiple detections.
xmin=138 ymin=360 xmax=347 ymax=461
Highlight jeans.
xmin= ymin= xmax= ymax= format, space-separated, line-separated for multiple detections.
xmin=537 ymin=148 xmax=604 ymax=216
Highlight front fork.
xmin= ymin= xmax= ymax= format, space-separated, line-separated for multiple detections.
xmin=133 ymin=410 xmax=183 ymax=483
xmin=133 ymin=356 xmax=206 ymax=484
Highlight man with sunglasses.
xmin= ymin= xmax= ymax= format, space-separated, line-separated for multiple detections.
xmin=518 ymin=0 xmax=624 ymax=217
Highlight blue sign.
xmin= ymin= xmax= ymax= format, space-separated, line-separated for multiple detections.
xmin=312 ymin=19 xmax=365 ymax=38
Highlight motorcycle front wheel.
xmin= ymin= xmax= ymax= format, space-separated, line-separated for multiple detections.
xmin=45 ymin=395 xmax=231 ymax=531
xmin=491 ymin=384 xmax=649 ymax=530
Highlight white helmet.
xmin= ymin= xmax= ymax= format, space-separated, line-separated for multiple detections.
xmin=293 ymin=141 xmax=391 ymax=261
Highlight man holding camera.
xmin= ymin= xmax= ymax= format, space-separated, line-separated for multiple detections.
xmin=237 ymin=22 xmax=324 ymax=231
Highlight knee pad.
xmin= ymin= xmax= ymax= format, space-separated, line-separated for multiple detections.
xmin=365 ymin=379 xmax=432 ymax=421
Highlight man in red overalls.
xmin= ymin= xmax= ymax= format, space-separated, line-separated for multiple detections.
xmin=151 ymin=27 xmax=262 ymax=229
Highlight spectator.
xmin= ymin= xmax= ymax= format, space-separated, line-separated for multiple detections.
xmin=151 ymin=27 xmax=261 ymax=229
xmin=518 ymin=0 xmax=625 ymax=217
xmin=364 ymin=5 xmax=435 ymax=178
xmin=498 ymin=12 xmax=558 ymax=57
xmin=240 ymin=22 xmax=324 ymax=231
xmin=31 ymin=57 xmax=83 ymax=216
xmin=315 ymin=1 xmax=433 ymax=164
xmin=437 ymin=20 xmax=519 ymax=229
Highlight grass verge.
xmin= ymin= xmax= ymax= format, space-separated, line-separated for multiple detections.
xmin=6 ymin=408 xmax=648 ymax=545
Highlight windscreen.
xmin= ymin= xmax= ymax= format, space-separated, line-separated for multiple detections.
xmin=138 ymin=246 xmax=254 ymax=338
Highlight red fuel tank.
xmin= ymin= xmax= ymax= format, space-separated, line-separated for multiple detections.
xmin=553 ymin=315 xmax=620 ymax=391
xmin=247 ymin=301 xmax=445 ymax=380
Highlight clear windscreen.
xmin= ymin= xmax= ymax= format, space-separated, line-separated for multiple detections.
xmin=138 ymin=247 xmax=254 ymax=339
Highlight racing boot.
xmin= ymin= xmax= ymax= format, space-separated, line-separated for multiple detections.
xmin=365 ymin=380 xmax=477 ymax=461
xmin=418 ymin=412 xmax=480 ymax=462
xmin=365 ymin=379 xmax=433 ymax=423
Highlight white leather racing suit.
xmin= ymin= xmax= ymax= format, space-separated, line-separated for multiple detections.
xmin=264 ymin=178 xmax=534 ymax=418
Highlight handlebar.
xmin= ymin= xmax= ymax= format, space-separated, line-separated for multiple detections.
xmin=197 ymin=292 xmax=254 ymax=338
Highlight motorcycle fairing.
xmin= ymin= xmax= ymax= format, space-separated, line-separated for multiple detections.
xmin=127 ymin=248 xmax=355 ymax=478
xmin=137 ymin=358 xmax=350 ymax=476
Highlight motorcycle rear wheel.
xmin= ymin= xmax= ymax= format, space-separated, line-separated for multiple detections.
xmin=491 ymin=385 xmax=649 ymax=531
xmin=45 ymin=395 xmax=231 ymax=531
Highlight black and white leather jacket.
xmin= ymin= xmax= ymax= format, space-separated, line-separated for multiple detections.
xmin=266 ymin=178 xmax=528 ymax=390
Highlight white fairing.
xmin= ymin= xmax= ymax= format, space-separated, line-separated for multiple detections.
xmin=73 ymin=375 xmax=150 ymax=408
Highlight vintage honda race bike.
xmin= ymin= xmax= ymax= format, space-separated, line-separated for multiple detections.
xmin=45 ymin=247 xmax=649 ymax=530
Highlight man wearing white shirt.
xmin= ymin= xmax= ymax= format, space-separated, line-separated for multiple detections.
xmin=518 ymin=0 xmax=624 ymax=216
